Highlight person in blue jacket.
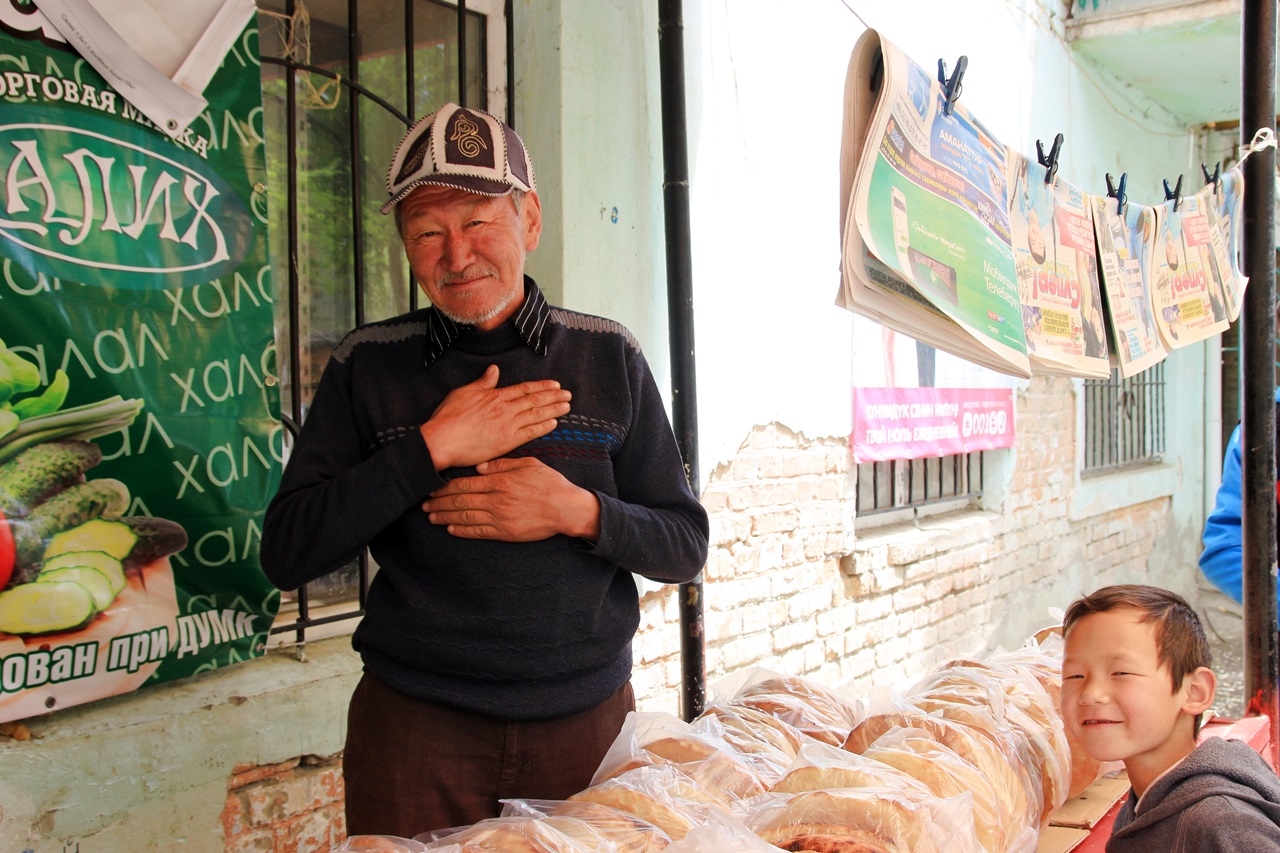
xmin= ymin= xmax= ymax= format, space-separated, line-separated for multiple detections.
xmin=1199 ymin=387 xmax=1280 ymax=603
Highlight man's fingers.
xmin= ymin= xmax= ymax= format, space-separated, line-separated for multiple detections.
xmin=499 ymin=379 xmax=568 ymax=403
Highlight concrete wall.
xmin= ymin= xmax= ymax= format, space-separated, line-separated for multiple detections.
xmin=0 ymin=0 xmax=1224 ymax=849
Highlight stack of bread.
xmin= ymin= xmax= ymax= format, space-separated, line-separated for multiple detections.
xmin=340 ymin=633 xmax=1100 ymax=853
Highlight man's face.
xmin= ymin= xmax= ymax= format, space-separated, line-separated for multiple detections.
xmin=399 ymin=185 xmax=542 ymax=330
xmin=1060 ymin=608 xmax=1196 ymax=770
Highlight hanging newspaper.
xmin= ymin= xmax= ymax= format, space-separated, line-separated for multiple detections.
xmin=1149 ymin=185 xmax=1232 ymax=349
xmin=1212 ymin=164 xmax=1247 ymax=321
xmin=837 ymin=29 xmax=1031 ymax=378
xmin=1007 ymin=152 xmax=1110 ymax=378
xmin=1091 ymin=198 xmax=1167 ymax=377
xmin=838 ymin=29 xmax=1136 ymax=381
xmin=0 ymin=11 xmax=281 ymax=723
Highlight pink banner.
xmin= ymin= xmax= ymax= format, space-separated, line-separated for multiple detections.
xmin=852 ymin=387 xmax=1017 ymax=462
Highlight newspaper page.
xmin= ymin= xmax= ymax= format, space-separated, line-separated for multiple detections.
xmin=837 ymin=29 xmax=1030 ymax=378
xmin=1008 ymin=152 xmax=1110 ymax=378
xmin=1150 ymin=189 xmax=1231 ymax=349
xmin=1091 ymin=197 xmax=1167 ymax=377
xmin=1213 ymin=164 xmax=1247 ymax=321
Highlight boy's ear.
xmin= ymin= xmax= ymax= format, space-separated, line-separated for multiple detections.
xmin=1181 ymin=666 xmax=1217 ymax=716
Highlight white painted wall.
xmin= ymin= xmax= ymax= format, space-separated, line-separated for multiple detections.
xmin=680 ymin=0 xmax=1203 ymax=482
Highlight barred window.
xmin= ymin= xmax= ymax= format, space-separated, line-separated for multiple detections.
xmin=261 ymin=0 xmax=508 ymax=644
xmin=1082 ymin=363 xmax=1167 ymax=474
xmin=855 ymin=452 xmax=985 ymax=519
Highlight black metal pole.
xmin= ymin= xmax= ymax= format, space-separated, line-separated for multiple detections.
xmin=657 ymin=0 xmax=705 ymax=721
xmin=1240 ymin=0 xmax=1277 ymax=764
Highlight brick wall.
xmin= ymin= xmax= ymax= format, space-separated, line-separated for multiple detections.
xmin=221 ymin=756 xmax=345 ymax=852
xmin=634 ymin=375 xmax=1178 ymax=716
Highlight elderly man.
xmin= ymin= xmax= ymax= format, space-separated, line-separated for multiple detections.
xmin=260 ymin=103 xmax=709 ymax=837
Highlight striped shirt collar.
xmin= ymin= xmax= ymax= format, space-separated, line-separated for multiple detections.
xmin=424 ymin=276 xmax=551 ymax=365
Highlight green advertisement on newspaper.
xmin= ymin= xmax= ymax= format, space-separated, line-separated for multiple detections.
xmin=0 ymin=12 xmax=282 ymax=723
xmin=861 ymin=72 xmax=1025 ymax=356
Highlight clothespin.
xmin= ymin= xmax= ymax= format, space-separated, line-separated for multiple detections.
xmin=1163 ymin=175 xmax=1183 ymax=212
xmin=1201 ymin=161 xmax=1222 ymax=197
xmin=1105 ymin=172 xmax=1128 ymax=217
xmin=1036 ymin=133 xmax=1065 ymax=184
xmin=937 ymin=55 xmax=967 ymax=117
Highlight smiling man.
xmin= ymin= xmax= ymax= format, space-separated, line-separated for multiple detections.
xmin=260 ymin=103 xmax=709 ymax=837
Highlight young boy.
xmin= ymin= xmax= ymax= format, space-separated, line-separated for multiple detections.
xmin=1060 ymin=584 xmax=1280 ymax=851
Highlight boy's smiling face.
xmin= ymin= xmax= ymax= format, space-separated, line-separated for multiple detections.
xmin=1061 ymin=606 xmax=1214 ymax=794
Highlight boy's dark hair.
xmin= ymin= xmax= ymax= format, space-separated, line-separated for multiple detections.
xmin=1062 ymin=584 xmax=1212 ymax=733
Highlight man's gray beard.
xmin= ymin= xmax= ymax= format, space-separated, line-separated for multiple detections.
xmin=436 ymin=289 xmax=516 ymax=328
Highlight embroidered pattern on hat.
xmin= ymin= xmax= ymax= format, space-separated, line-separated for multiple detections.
xmin=449 ymin=112 xmax=488 ymax=159
xmin=446 ymin=110 xmax=496 ymax=169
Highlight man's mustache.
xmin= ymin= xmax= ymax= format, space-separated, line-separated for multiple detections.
xmin=438 ymin=267 xmax=499 ymax=286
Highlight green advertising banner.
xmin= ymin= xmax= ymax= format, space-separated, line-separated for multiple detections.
xmin=0 ymin=12 xmax=281 ymax=722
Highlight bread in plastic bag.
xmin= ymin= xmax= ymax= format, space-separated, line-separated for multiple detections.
xmin=568 ymin=763 xmax=730 ymax=840
xmin=710 ymin=668 xmax=865 ymax=747
xmin=843 ymin=689 xmax=1039 ymax=837
xmin=770 ymin=740 xmax=934 ymax=799
xmin=417 ymin=815 xmax=607 ymax=852
xmin=500 ymin=798 xmax=672 ymax=852
xmin=660 ymin=805 xmax=780 ymax=853
xmin=861 ymin=727 xmax=1005 ymax=853
xmin=693 ymin=704 xmax=804 ymax=784
xmin=908 ymin=660 xmax=1069 ymax=819
xmin=988 ymin=633 xmax=1104 ymax=799
xmin=735 ymin=786 xmax=964 ymax=853
xmin=335 ymin=837 xmax=430 ymax=852
xmin=591 ymin=710 xmax=767 ymax=800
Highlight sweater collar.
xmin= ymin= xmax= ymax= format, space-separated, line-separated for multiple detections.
xmin=424 ymin=275 xmax=550 ymax=365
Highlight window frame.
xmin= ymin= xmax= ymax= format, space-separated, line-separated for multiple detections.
xmin=260 ymin=0 xmax=511 ymax=646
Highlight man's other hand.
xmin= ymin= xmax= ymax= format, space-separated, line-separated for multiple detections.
xmin=419 ymin=365 xmax=571 ymax=470
xmin=423 ymin=457 xmax=601 ymax=542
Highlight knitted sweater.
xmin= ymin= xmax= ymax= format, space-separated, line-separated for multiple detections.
xmin=1108 ymin=737 xmax=1280 ymax=852
xmin=260 ymin=281 xmax=709 ymax=719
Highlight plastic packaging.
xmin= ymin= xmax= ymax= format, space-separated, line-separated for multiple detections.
xmin=693 ymin=704 xmax=804 ymax=785
xmin=735 ymin=786 xmax=962 ymax=853
xmin=770 ymin=740 xmax=934 ymax=799
xmin=335 ymin=836 xmax=430 ymax=852
xmin=568 ymin=763 xmax=731 ymax=841
xmin=501 ymin=798 xmax=673 ymax=852
xmin=591 ymin=710 xmax=767 ymax=800
xmin=710 ymin=668 xmax=866 ymax=747
xmin=417 ymin=816 xmax=599 ymax=852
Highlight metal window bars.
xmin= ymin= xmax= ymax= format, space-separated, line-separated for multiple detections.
xmin=1082 ymin=362 xmax=1167 ymax=475
xmin=259 ymin=0 xmax=508 ymax=645
xmin=856 ymin=452 xmax=985 ymax=516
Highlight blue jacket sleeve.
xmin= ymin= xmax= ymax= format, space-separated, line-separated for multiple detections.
xmin=1200 ymin=424 xmax=1244 ymax=603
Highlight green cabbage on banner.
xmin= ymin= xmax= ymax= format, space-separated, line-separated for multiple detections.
xmin=0 ymin=13 xmax=282 ymax=722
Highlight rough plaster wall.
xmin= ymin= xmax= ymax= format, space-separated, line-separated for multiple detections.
xmin=632 ymin=375 xmax=1184 ymax=716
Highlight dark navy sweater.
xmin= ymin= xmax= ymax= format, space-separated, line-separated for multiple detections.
xmin=261 ymin=282 xmax=708 ymax=719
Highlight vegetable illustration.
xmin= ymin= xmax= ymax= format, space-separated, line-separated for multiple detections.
xmin=0 ymin=339 xmax=143 ymax=465
xmin=0 ymin=440 xmax=103 ymax=518
xmin=0 ymin=339 xmax=188 ymax=637
xmin=45 ymin=516 xmax=188 ymax=572
xmin=9 ymin=478 xmax=131 ymax=581
xmin=0 ymin=581 xmax=97 ymax=635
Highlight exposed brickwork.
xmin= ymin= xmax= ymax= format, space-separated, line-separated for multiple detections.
xmin=633 ymin=375 xmax=1176 ymax=715
xmin=222 ymin=755 xmax=346 ymax=852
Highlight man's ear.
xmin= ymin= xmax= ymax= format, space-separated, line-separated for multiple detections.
xmin=1182 ymin=666 xmax=1217 ymax=716
xmin=522 ymin=191 xmax=543 ymax=252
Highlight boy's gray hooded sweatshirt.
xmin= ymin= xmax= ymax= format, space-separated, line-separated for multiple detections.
xmin=1108 ymin=736 xmax=1280 ymax=852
